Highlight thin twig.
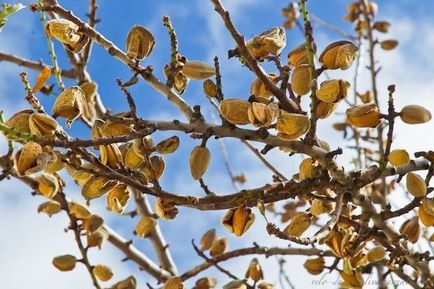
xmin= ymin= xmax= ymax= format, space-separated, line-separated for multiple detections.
xmin=242 ymin=140 xmax=288 ymax=181
xmin=181 ymin=245 xmax=333 ymax=281
xmin=0 ymin=52 xmax=75 ymax=78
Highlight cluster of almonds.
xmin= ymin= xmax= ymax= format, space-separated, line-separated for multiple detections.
xmin=345 ymin=103 xmax=431 ymax=129
xmin=298 ymin=223 xmax=386 ymax=288
xmin=388 ymin=151 xmax=434 ymax=241
xmin=50 ymin=201 xmax=114 ymax=282
xmin=197 ymin=229 xmax=274 ymax=289
xmin=281 ymin=2 xmax=299 ymax=29
xmin=69 ymin=123 xmax=181 ymax=215
xmin=163 ymin=58 xmax=216 ymax=94
xmin=199 ymin=228 xmax=228 ymax=256
xmin=344 ymin=1 xmax=398 ymax=51
xmin=219 ymin=37 xmax=361 ymax=142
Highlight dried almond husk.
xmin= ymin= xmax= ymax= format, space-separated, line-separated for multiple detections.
xmin=15 ymin=141 xmax=43 ymax=176
xmin=257 ymin=282 xmax=274 ymax=289
xmin=316 ymin=79 xmax=350 ymax=103
xmin=221 ymin=206 xmax=255 ymax=237
xmin=87 ymin=227 xmax=109 ymax=249
xmin=303 ymin=257 xmax=325 ymax=275
xmin=126 ymin=25 xmax=155 ymax=60
xmin=52 ymin=254 xmax=77 ymax=271
xmin=200 ymin=228 xmax=216 ymax=251
xmin=348 ymin=252 xmax=369 ymax=270
xmin=355 ymin=20 xmax=369 ymax=33
xmin=132 ymin=136 xmax=154 ymax=156
xmin=107 ymin=184 xmax=130 ymax=214
xmin=43 ymin=151 xmax=65 ymax=173
xmin=52 ymin=86 xmax=87 ymax=127
xmin=223 ymin=280 xmax=246 ymax=289
xmin=38 ymin=200 xmax=61 ymax=217
xmin=276 ymin=113 xmax=310 ymax=140
xmin=70 ymin=165 xmax=93 ymax=187
xmin=182 ymin=61 xmax=215 ymax=80
xmin=284 ymin=212 xmax=311 ymax=237
xmin=163 ymin=277 xmax=184 ymax=289
xmin=156 ymin=136 xmax=180 ymax=154
xmin=36 ymin=173 xmax=60 ymax=198
xmin=124 ymin=145 xmax=144 ymax=169
xmin=282 ymin=2 xmax=299 ymax=29
xmin=406 ymin=172 xmax=427 ymax=198
xmin=343 ymin=3 xmax=359 ymax=22
xmin=374 ymin=21 xmax=391 ymax=33
xmin=45 ymin=19 xmax=89 ymax=53
xmin=155 ymin=197 xmax=178 ymax=220
xmin=100 ymin=144 xmax=123 ymax=168
xmin=32 ymin=66 xmax=51 ymax=93
xmin=388 ymin=149 xmax=410 ymax=167
xmin=316 ymin=100 xmax=337 ymax=119
xmin=82 ymin=175 xmax=117 ymax=201
xmin=111 ymin=276 xmax=136 ymax=289
xmin=69 ymin=201 xmax=91 ymax=219
xmin=210 ymin=237 xmax=228 ymax=256
xmin=340 ymin=270 xmax=364 ymax=289
xmin=319 ymin=40 xmax=358 ymax=70
xmin=91 ymin=119 xmax=104 ymax=140
xmin=93 ymin=264 xmax=113 ymax=282
xmin=196 ymin=277 xmax=217 ymax=289
xmin=322 ymin=229 xmax=343 ymax=257
xmin=310 ymin=199 xmax=333 ymax=217
xmin=418 ymin=205 xmax=434 ymax=226
xmin=219 ymin=99 xmax=251 ymax=125
xmin=380 ymin=39 xmax=398 ymax=50
xmin=22 ymin=151 xmax=55 ymax=176
xmin=141 ymin=155 xmax=165 ymax=181
xmin=100 ymin=120 xmax=133 ymax=137
xmin=299 ymin=158 xmax=318 ymax=180
xmin=203 ymin=79 xmax=218 ymax=98
xmin=399 ymin=217 xmax=420 ymax=243
xmin=135 ymin=216 xmax=157 ymax=238
xmin=400 ymin=105 xmax=432 ymax=124
xmin=190 ymin=146 xmax=210 ymax=180
xmin=80 ymin=81 xmax=98 ymax=103
xmin=291 ymin=64 xmax=311 ymax=96
xmin=4 ymin=109 xmax=32 ymax=138
xmin=367 ymin=246 xmax=386 ymax=263
xmin=250 ymin=73 xmax=279 ymax=102
xmin=287 ymin=42 xmax=316 ymax=66
xmin=247 ymin=102 xmax=275 ymax=127
xmin=245 ymin=258 xmax=263 ymax=281
xmin=82 ymin=214 xmax=104 ymax=234
xmin=246 ymin=27 xmax=286 ymax=60
xmin=173 ymin=71 xmax=189 ymax=94
xmin=422 ymin=198 xmax=434 ymax=216
xmin=346 ymin=103 xmax=381 ymax=128
xmin=359 ymin=90 xmax=373 ymax=103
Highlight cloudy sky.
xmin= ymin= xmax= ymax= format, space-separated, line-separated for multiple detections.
xmin=0 ymin=0 xmax=433 ymax=288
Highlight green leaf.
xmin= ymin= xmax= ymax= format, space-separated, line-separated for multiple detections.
xmin=0 ymin=3 xmax=25 ymax=32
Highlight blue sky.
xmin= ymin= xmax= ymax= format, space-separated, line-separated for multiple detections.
xmin=0 ymin=0 xmax=434 ymax=288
